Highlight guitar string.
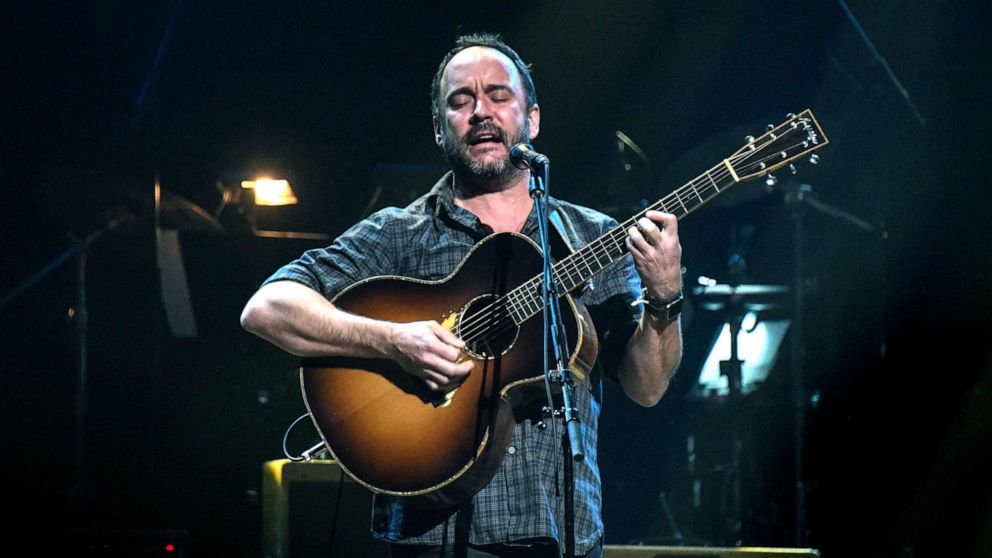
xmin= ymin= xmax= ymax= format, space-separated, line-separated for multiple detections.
xmin=452 ymin=131 xmax=817 ymax=346
xmin=453 ymin=135 xmax=815 ymax=347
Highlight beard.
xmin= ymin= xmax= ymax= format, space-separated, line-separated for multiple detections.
xmin=441 ymin=120 xmax=530 ymax=185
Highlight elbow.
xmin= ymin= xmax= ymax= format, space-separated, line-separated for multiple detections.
xmin=240 ymin=297 xmax=270 ymax=336
xmin=619 ymin=371 xmax=670 ymax=407
xmin=621 ymin=360 xmax=680 ymax=407
xmin=629 ymin=381 xmax=669 ymax=408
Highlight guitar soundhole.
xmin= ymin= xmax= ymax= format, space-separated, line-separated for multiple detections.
xmin=458 ymin=294 xmax=519 ymax=359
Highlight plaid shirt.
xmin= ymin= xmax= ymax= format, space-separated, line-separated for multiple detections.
xmin=265 ymin=173 xmax=642 ymax=554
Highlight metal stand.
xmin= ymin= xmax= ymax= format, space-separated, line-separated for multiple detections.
xmin=0 ymin=218 xmax=121 ymax=508
xmin=783 ymin=181 xmax=876 ymax=546
xmin=717 ymin=297 xmax=747 ymax=546
xmin=526 ymin=157 xmax=583 ymax=558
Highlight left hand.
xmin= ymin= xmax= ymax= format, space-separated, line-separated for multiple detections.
xmin=626 ymin=210 xmax=683 ymax=300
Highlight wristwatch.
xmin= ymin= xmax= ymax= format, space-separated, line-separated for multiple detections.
xmin=636 ymin=289 xmax=684 ymax=321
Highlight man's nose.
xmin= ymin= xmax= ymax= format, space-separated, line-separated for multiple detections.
xmin=469 ymin=98 xmax=493 ymax=123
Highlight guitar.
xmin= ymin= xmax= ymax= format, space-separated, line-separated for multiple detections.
xmin=300 ymin=109 xmax=828 ymax=507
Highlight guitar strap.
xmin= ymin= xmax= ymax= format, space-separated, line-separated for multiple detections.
xmin=549 ymin=208 xmax=592 ymax=296
xmin=548 ymin=208 xmax=578 ymax=254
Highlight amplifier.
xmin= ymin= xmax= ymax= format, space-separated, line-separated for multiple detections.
xmin=262 ymin=458 xmax=389 ymax=558
xmin=604 ymin=545 xmax=820 ymax=558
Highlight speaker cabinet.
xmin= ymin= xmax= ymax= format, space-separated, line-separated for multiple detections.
xmin=262 ymin=458 xmax=389 ymax=558
xmin=604 ymin=546 xmax=820 ymax=558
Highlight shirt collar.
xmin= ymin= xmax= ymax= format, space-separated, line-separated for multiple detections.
xmin=426 ymin=171 xmax=563 ymax=236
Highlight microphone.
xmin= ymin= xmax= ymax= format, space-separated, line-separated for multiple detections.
xmin=510 ymin=143 xmax=550 ymax=170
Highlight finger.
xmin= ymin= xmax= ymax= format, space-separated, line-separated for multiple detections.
xmin=430 ymin=321 xmax=466 ymax=348
xmin=424 ymin=353 xmax=472 ymax=381
xmin=432 ymin=340 xmax=464 ymax=363
xmin=417 ymin=367 xmax=449 ymax=390
xmin=627 ymin=225 xmax=652 ymax=255
xmin=636 ymin=216 xmax=660 ymax=241
xmin=645 ymin=210 xmax=678 ymax=234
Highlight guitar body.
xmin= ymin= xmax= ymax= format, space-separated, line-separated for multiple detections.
xmin=300 ymin=232 xmax=598 ymax=507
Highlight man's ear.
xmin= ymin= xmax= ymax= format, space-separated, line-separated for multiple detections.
xmin=527 ymin=104 xmax=541 ymax=141
xmin=433 ymin=116 xmax=443 ymax=146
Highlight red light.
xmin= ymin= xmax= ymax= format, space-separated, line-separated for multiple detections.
xmin=165 ymin=544 xmax=175 ymax=552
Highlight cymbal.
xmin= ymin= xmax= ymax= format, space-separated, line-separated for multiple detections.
xmin=157 ymin=191 xmax=225 ymax=233
xmin=114 ymin=184 xmax=225 ymax=234
xmin=692 ymin=284 xmax=789 ymax=313
xmin=692 ymin=284 xmax=789 ymax=297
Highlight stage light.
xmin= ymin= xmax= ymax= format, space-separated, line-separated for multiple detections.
xmin=215 ymin=173 xmax=327 ymax=240
xmin=240 ymin=178 xmax=298 ymax=206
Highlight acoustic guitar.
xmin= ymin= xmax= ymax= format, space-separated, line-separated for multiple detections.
xmin=300 ymin=109 xmax=828 ymax=507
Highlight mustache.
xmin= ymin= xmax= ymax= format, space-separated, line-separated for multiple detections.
xmin=465 ymin=123 xmax=506 ymax=144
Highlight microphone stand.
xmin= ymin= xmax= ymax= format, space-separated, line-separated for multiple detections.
xmin=0 ymin=216 xmax=121 ymax=509
xmin=529 ymin=161 xmax=584 ymax=558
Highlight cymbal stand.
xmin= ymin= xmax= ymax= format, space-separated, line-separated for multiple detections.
xmin=784 ymin=180 xmax=876 ymax=546
xmin=717 ymin=296 xmax=746 ymax=546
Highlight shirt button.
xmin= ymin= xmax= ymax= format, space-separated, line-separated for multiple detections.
xmin=507 ymin=446 xmax=516 ymax=455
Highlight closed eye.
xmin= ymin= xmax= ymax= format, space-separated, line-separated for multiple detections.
xmin=449 ymin=93 xmax=473 ymax=108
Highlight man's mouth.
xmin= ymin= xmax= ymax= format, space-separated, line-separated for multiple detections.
xmin=467 ymin=129 xmax=504 ymax=146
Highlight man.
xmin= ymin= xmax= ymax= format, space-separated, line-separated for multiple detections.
xmin=241 ymin=33 xmax=683 ymax=557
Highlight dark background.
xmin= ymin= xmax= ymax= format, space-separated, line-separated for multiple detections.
xmin=4 ymin=1 xmax=991 ymax=556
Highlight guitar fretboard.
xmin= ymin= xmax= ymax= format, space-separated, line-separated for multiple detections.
xmin=497 ymin=108 xmax=826 ymax=327
xmin=505 ymin=164 xmax=735 ymax=324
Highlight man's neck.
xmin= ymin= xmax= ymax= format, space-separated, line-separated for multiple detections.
xmin=452 ymin=171 xmax=534 ymax=234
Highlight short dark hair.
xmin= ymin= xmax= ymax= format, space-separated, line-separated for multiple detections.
xmin=430 ymin=33 xmax=538 ymax=120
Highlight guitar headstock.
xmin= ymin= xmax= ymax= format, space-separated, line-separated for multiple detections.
xmin=726 ymin=109 xmax=829 ymax=183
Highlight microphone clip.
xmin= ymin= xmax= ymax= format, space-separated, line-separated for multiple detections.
xmin=510 ymin=143 xmax=550 ymax=171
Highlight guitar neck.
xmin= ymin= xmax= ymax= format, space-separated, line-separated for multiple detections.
xmin=557 ymin=160 xmax=736 ymax=293
xmin=503 ymin=108 xmax=827 ymax=325
xmin=505 ymin=161 xmax=736 ymax=325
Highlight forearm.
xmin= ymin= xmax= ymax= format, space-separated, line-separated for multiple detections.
xmin=617 ymin=312 xmax=683 ymax=407
xmin=240 ymin=280 xmax=394 ymax=358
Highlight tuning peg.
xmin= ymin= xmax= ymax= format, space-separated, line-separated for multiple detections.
xmin=766 ymin=124 xmax=775 ymax=132
xmin=786 ymin=112 xmax=796 ymax=120
xmin=789 ymin=164 xmax=798 ymax=175
xmin=765 ymin=174 xmax=777 ymax=187
xmin=809 ymin=153 xmax=820 ymax=165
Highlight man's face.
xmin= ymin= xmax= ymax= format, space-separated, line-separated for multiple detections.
xmin=435 ymin=47 xmax=540 ymax=183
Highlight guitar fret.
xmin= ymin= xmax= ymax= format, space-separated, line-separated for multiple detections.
xmin=691 ymin=182 xmax=705 ymax=204
xmin=527 ymin=281 xmax=541 ymax=315
xmin=576 ymin=251 xmax=596 ymax=277
xmin=507 ymin=290 xmax=523 ymax=324
xmin=611 ymin=231 xmax=626 ymax=254
xmin=704 ymin=169 xmax=721 ymax=194
xmin=592 ymin=241 xmax=610 ymax=266
xmin=559 ymin=268 xmax=577 ymax=293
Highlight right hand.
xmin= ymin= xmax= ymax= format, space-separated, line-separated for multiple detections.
xmin=388 ymin=321 xmax=474 ymax=391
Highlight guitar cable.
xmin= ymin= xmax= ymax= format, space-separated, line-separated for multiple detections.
xmin=281 ymin=412 xmax=347 ymax=557
xmin=282 ymin=412 xmax=325 ymax=461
